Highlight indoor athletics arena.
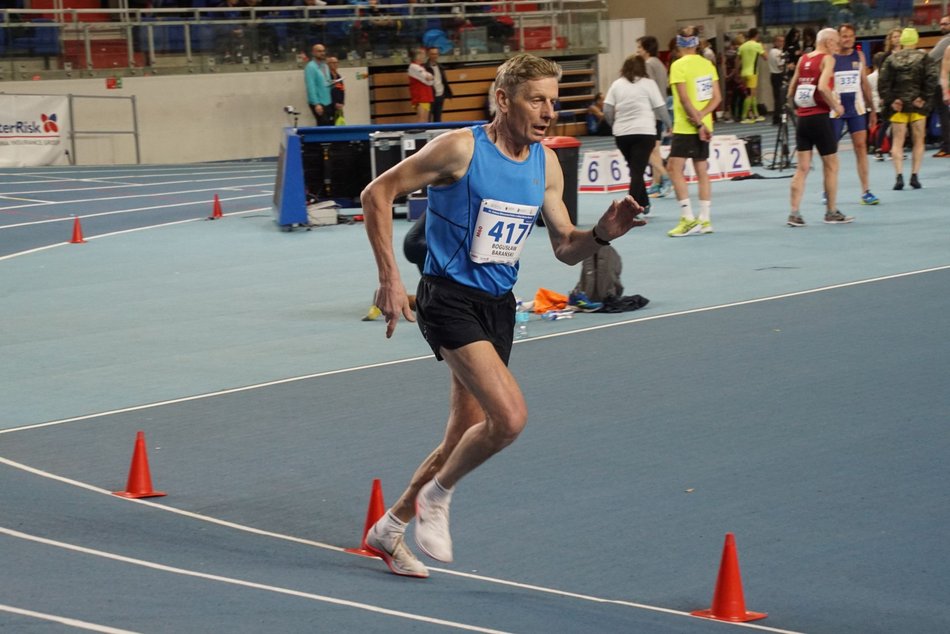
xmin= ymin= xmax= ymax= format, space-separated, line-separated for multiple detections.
xmin=2 ymin=1 xmax=949 ymax=632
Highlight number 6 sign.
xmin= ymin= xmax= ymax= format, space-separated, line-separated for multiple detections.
xmin=579 ymin=150 xmax=631 ymax=192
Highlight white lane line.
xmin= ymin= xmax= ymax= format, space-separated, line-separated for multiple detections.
xmin=2 ymin=175 xmax=275 ymax=197
xmin=435 ymin=571 xmax=803 ymax=633
xmin=0 ymin=354 xmax=431 ymax=433
xmin=0 ymin=194 xmax=271 ymax=230
xmin=0 ymin=457 xmax=343 ymax=551
xmin=0 ymin=195 xmax=53 ymax=204
xmin=0 ymin=242 xmax=67 ymax=261
xmin=0 ymin=184 xmax=272 ymax=213
xmin=0 ymin=526 xmax=515 ymax=634
xmin=0 ymin=170 xmax=273 ymax=186
xmin=508 ymin=264 xmax=950 ymax=344
xmin=0 ymin=172 xmax=81 ymax=183
xmin=0 ymin=457 xmax=803 ymax=634
xmin=2 ymin=264 xmax=947 ymax=436
xmin=0 ymin=166 xmax=273 ymax=180
xmin=0 ymin=604 xmax=141 ymax=634
xmin=0 ymin=207 xmax=270 ymax=264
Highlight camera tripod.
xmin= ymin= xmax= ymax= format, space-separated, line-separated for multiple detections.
xmin=768 ymin=64 xmax=795 ymax=171
xmin=768 ymin=100 xmax=795 ymax=171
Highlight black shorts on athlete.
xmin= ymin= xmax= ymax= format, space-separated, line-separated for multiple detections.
xmin=669 ymin=133 xmax=710 ymax=161
xmin=416 ymin=275 xmax=516 ymax=364
xmin=796 ymin=112 xmax=838 ymax=156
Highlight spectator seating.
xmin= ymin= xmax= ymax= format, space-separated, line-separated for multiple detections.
xmin=11 ymin=18 xmax=61 ymax=58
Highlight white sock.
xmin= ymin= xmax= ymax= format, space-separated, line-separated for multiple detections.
xmin=678 ymin=199 xmax=694 ymax=220
xmin=698 ymin=200 xmax=711 ymax=222
xmin=426 ymin=477 xmax=454 ymax=503
xmin=380 ymin=510 xmax=407 ymax=533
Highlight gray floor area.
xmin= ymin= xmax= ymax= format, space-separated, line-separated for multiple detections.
xmin=1 ymin=125 xmax=949 ymax=633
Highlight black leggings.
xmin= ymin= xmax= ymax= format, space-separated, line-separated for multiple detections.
xmin=615 ymin=134 xmax=656 ymax=208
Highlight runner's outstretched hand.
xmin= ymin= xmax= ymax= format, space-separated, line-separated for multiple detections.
xmin=594 ymin=195 xmax=647 ymax=242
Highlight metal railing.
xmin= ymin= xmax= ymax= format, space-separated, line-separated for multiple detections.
xmin=68 ymin=93 xmax=141 ymax=164
xmin=0 ymin=1 xmax=607 ymax=80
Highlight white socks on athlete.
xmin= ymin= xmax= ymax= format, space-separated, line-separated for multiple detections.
xmin=366 ymin=510 xmax=429 ymax=577
xmin=415 ymin=477 xmax=455 ymax=562
xmin=678 ymin=199 xmax=711 ymax=222
xmin=678 ymin=199 xmax=694 ymax=220
xmin=699 ymin=200 xmax=711 ymax=222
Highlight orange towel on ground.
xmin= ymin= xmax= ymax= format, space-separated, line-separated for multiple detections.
xmin=533 ymin=288 xmax=568 ymax=313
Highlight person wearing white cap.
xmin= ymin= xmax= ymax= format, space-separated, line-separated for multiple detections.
xmin=878 ymin=28 xmax=938 ymax=190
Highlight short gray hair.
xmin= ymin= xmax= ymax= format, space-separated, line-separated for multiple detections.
xmin=816 ymin=27 xmax=838 ymax=47
xmin=494 ymin=54 xmax=562 ymax=99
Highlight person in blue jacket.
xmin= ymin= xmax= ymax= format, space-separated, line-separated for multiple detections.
xmin=304 ymin=42 xmax=333 ymax=125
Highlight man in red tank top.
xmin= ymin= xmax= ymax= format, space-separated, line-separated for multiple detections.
xmin=785 ymin=28 xmax=853 ymax=227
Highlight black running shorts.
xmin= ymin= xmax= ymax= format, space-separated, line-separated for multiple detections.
xmin=669 ymin=133 xmax=710 ymax=161
xmin=415 ymin=275 xmax=516 ymax=364
xmin=796 ymin=112 xmax=838 ymax=156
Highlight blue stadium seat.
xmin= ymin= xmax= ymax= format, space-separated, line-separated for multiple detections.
xmin=190 ymin=23 xmax=215 ymax=54
xmin=12 ymin=18 xmax=61 ymax=57
xmin=166 ymin=22 xmax=188 ymax=53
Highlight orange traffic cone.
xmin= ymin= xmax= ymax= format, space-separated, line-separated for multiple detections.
xmin=113 ymin=431 xmax=167 ymax=499
xmin=344 ymin=478 xmax=386 ymax=557
xmin=208 ymin=194 xmax=223 ymax=220
xmin=70 ymin=216 xmax=86 ymax=244
xmin=691 ymin=533 xmax=767 ymax=622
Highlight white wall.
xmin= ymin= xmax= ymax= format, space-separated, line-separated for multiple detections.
xmin=1 ymin=66 xmax=370 ymax=165
xmin=599 ymin=18 xmax=645 ymax=94
xmin=607 ymin=0 xmax=707 ymax=46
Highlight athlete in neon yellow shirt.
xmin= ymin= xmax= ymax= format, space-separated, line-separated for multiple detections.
xmin=738 ymin=28 xmax=766 ymax=122
xmin=667 ymin=26 xmax=722 ymax=237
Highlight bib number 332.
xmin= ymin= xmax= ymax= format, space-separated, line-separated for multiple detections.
xmin=470 ymin=198 xmax=539 ymax=266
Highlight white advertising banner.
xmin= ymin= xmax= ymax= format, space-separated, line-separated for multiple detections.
xmin=0 ymin=95 xmax=71 ymax=167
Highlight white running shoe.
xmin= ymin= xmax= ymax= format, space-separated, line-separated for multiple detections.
xmin=415 ymin=480 xmax=454 ymax=562
xmin=365 ymin=520 xmax=429 ymax=578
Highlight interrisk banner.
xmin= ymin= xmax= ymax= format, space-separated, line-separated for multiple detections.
xmin=0 ymin=95 xmax=71 ymax=167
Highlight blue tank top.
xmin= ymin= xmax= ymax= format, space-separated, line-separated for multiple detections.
xmin=423 ymin=125 xmax=546 ymax=297
xmin=832 ymin=50 xmax=866 ymax=117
